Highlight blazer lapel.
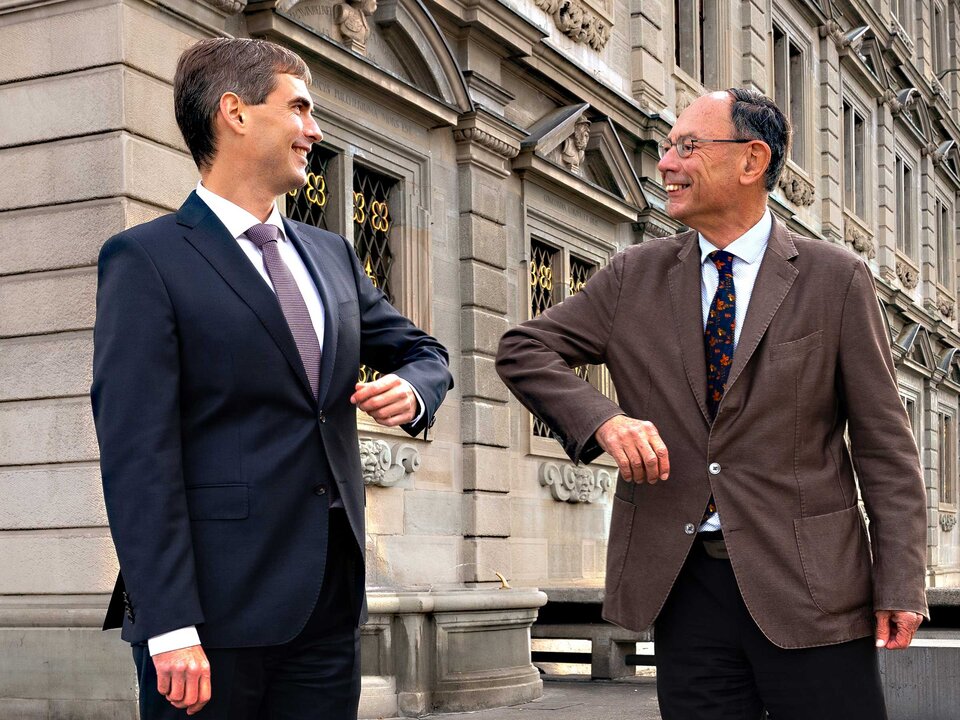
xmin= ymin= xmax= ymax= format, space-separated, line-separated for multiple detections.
xmin=177 ymin=192 xmax=315 ymax=401
xmin=283 ymin=219 xmax=339 ymax=410
xmin=668 ymin=230 xmax=710 ymax=424
xmin=724 ymin=218 xmax=799 ymax=393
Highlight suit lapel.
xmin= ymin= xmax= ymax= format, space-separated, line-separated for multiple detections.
xmin=176 ymin=193 xmax=315 ymax=401
xmin=724 ymin=218 xmax=799 ymax=393
xmin=668 ymin=231 xmax=710 ymax=424
xmin=284 ymin=219 xmax=339 ymax=410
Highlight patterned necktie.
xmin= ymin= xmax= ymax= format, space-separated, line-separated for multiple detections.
xmin=702 ymin=250 xmax=736 ymax=523
xmin=246 ymin=224 xmax=321 ymax=398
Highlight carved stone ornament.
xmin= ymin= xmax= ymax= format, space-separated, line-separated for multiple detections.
xmin=937 ymin=291 xmax=956 ymax=321
xmin=335 ymin=0 xmax=377 ymax=54
xmin=941 ymin=513 xmax=958 ymax=532
xmin=844 ymin=221 xmax=876 ymax=259
xmin=534 ymin=0 xmax=611 ymax=51
xmin=819 ymin=19 xmax=846 ymax=47
xmin=557 ymin=118 xmax=591 ymax=176
xmin=538 ymin=461 xmax=613 ymax=504
xmin=896 ymin=260 xmax=919 ymax=289
xmin=359 ymin=438 xmax=420 ymax=487
xmin=453 ymin=127 xmax=520 ymax=159
xmin=777 ymin=165 xmax=815 ymax=206
xmin=889 ymin=17 xmax=915 ymax=53
xmin=202 ymin=0 xmax=246 ymax=13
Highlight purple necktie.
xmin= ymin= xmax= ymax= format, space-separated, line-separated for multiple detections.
xmin=246 ymin=224 xmax=320 ymax=398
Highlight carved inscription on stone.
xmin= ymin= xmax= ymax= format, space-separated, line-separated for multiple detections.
xmin=359 ymin=438 xmax=421 ymax=487
xmin=534 ymin=0 xmax=611 ymax=51
xmin=539 ymin=461 xmax=613 ymax=503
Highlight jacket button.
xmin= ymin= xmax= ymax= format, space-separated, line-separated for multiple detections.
xmin=319 ymin=412 xmax=326 ymax=423
xmin=313 ymin=485 xmax=327 ymax=496
xmin=684 ymin=523 xmax=696 ymax=535
xmin=708 ymin=462 xmax=721 ymax=475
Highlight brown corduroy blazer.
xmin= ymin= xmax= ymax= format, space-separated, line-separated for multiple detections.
xmin=496 ymin=219 xmax=928 ymax=648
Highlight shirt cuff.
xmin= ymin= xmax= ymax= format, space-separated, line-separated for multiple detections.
xmin=401 ymin=379 xmax=425 ymax=425
xmin=147 ymin=626 xmax=201 ymax=656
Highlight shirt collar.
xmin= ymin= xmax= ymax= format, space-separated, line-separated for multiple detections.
xmin=195 ymin=181 xmax=286 ymax=241
xmin=698 ymin=208 xmax=771 ymax=266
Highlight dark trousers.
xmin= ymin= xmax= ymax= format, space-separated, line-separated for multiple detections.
xmin=655 ymin=536 xmax=887 ymax=720
xmin=133 ymin=508 xmax=363 ymax=720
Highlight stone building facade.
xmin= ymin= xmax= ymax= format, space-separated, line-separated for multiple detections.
xmin=1 ymin=0 xmax=959 ymax=716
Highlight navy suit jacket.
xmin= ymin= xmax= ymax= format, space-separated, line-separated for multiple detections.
xmin=92 ymin=191 xmax=452 ymax=647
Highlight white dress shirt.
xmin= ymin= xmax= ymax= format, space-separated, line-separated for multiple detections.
xmin=147 ymin=183 xmax=421 ymax=656
xmin=698 ymin=208 xmax=771 ymax=532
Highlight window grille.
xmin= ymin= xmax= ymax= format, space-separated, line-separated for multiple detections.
xmin=530 ymin=240 xmax=560 ymax=438
xmin=353 ymin=165 xmax=397 ymax=305
xmin=286 ymin=147 xmax=334 ymax=230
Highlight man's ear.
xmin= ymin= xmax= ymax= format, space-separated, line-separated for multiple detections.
xmin=218 ymin=92 xmax=246 ymax=136
xmin=740 ymin=140 xmax=772 ymax=188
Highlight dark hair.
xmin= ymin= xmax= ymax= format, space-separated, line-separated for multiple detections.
xmin=174 ymin=38 xmax=311 ymax=169
xmin=725 ymin=88 xmax=790 ymax=192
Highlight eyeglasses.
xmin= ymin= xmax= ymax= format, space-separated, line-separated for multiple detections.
xmin=658 ymin=136 xmax=753 ymax=159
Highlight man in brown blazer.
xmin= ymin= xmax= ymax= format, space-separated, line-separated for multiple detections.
xmin=496 ymin=89 xmax=928 ymax=719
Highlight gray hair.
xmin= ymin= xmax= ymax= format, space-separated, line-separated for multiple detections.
xmin=726 ymin=88 xmax=791 ymax=192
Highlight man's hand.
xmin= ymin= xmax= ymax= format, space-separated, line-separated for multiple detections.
xmin=153 ymin=645 xmax=211 ymax=715
xmin=351 ymin=374 xmax=418 ymax=427
xmin=875 ymin=609 xmax=923 ymax=650
xmin=595 ymin=415 xmax=670 ymax=483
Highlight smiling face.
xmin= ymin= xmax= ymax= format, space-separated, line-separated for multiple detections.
xmin=657 ymin=92 xmax=748 ymax=240
xmin=242 ymin=73 xmax=322 ymax=198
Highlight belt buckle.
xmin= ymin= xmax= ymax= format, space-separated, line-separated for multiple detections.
xmin=700 ymin=534 xmax=729 ymax=560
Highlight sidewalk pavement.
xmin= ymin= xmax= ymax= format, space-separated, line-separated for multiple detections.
xmin=422 ymin=677 xmax=662 ymax=720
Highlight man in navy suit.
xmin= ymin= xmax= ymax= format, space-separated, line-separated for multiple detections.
xmin=91 ymin=38 xmax=452 ymax=718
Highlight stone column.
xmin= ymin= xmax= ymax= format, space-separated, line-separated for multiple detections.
xmin=453 ymin=110 xmax=522 ymax=587
xmin=817 ymin=22 xmax=844 ymax=247
xmin=629 ymin=0 xmax=667 ymax=113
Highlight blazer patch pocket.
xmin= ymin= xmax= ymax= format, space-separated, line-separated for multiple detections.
xmin=769 ymin=330 xmax=823 ymax=361
xmin=186 ymin=484 xmax=249 ymax=521
xmin=794 ymin=505 xmax=872 ymax=615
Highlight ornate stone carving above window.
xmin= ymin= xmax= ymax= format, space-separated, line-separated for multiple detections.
xmin=453 ymin=127 xmax=520 ymax=159
xmin=538 ymin=461 xmax=613 ymax=504
xmin=203 ymin=0 xmax=245 ymax=13
xmin=896 ymin=260 xmax=919 ymax=289
xmin=941 ymin=512 xmax=957 ymax=532
xmin=359 ymin=438 xmax=420 ymax=487
xmin=534 ymin=0 xmax=612 ymax=51
xmin=549 ymin=117 xmax=591 ymax=176
xmin=936 ymin=291 xmax=956 ymax=321
xmin=778 ymin=165 xmax=815 ymax=206
xmin=844 ymin=220 xmax=875 ymax=259
xmin=335 ymin=0 xmax=376 ymax=54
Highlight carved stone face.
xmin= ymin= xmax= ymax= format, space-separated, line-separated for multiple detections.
xmin=360 ymin=0 xmax=377 ymax=14
xmin=574 ymin=120 xmax=590 ymax=150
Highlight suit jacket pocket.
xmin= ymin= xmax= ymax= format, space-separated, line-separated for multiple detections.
xmin=769 ymin=330 xmax=823 ymax=360
xmin=794 ymin=505 xmax=872 ymax=614
xmin=605 ymin=495 xmax=637 ymax=595
xmin=186 ymin=484 xmax=249 ymax=521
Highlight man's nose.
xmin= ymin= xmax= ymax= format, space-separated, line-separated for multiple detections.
xmin=305 ymin=115 xmax=323 ymax=143
xmin=657 ymin=147 xmax=677 ymax=175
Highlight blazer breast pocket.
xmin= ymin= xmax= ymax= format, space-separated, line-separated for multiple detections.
xmin=769 ymin=330 xmax=823 ymax=361
xmin=186 ymin=484 xmax=249 ymax=521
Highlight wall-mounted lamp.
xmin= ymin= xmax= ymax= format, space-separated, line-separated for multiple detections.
xmin=936 ymin=68 xmax=960 ymax=80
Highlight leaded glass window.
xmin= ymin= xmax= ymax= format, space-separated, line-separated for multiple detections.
xmin=528 ymin=242 xmax=610 ymax=439
xmin=286 ymin=147 xmax=335 ymax=230
xmin=353 ymin=165 xmax=396 ymax=305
